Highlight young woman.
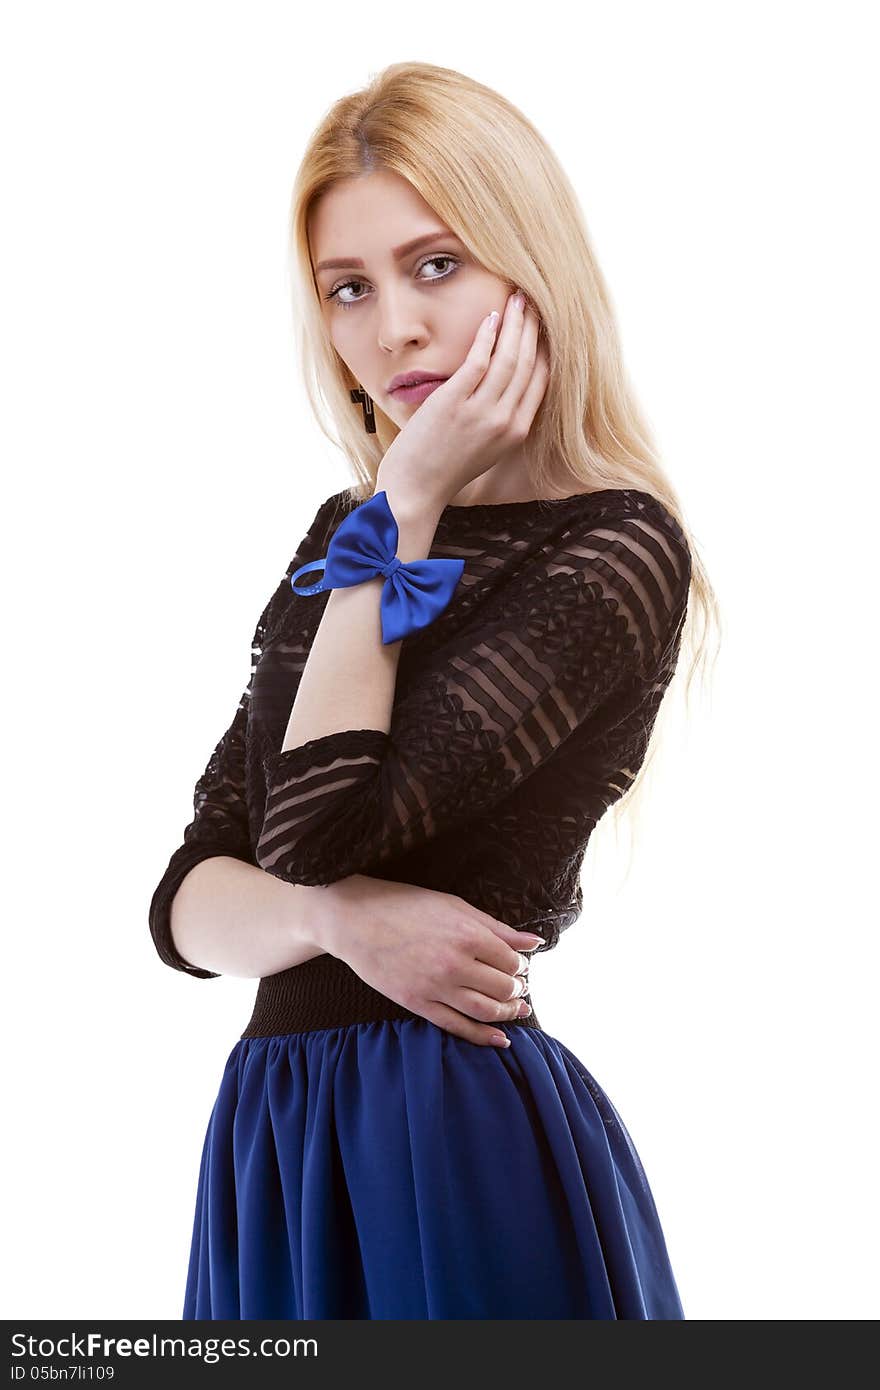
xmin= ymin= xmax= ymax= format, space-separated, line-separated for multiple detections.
xmin=149 ymin=61 xmax=719 ymax=1320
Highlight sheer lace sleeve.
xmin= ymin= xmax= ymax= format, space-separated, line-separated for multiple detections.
xmin=255 ymin=500 xmax=692 ymax=888
xmin=147 ymin=496 xmax=336 ymax=977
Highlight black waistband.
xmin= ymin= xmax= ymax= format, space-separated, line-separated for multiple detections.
xmin=240 ymin=953 xmax=541 ymax=1038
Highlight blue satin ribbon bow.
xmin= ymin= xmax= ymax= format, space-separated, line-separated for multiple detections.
xmin=289 ymin=490 xmax=465 ymax=645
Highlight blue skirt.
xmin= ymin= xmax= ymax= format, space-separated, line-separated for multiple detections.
xmin=181 ymin=1018 xmax=684 ymax=1319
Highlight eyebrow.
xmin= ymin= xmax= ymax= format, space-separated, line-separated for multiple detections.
xmin=314 ymin=229 xmax=459 ymax=275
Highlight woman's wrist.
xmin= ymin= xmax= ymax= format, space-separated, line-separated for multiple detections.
xmin=375 ymin=470 xmax=447 ymax=526
xmin=307 ymin=877 xmax=373 ymax=961
xmin=374 ymin=475 xmax=445 ymax=561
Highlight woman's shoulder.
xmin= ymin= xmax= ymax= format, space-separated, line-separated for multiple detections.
xmin=565 ymin=486 xmax=679 ymax=525
xmin=573 ymin=487 xmax=689 ymax=555
xmin=545 ymin=489 xmax=692 ymax=606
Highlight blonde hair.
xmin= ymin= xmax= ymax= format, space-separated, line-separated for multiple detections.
xmin=286 ymin=60 xmax=722 ymax=866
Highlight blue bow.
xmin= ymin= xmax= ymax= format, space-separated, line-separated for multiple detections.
xmin=289 ymin=490 xmax=465 ymax=645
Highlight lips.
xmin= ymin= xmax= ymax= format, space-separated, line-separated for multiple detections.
xmin=388 ymin=372 xmax=448 ymax=393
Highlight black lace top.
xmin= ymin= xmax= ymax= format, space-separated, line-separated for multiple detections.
xmin=148 ymin=487 xmax=692 ymax=1037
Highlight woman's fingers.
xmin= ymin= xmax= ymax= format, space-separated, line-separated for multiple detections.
xmin=421 ymin=1000 xmax=516 ymax=1047
xmin=483 ymin=290 xmax=529 ymax=402
xmin=459 ymin=957 xmax=530 ymax=1004
xmin=476 ymin=294 xmax=547 ymax=438
xmin=461 ymin=289 xmax=525 ymax=402
xmin=448 ymin=982 xmax=530 ymax=1024
xmin=470 ymin=907 xmax=544 ymax=952
xmin=473 ymin=926 xmax=538 ymax=978
xmin=458 ymin=306 xmax=506 ymax=392
xmin=497 ymin=302 xmax=539 ymax=415
xmin=512 ymin=333 xmax=550 ymax=435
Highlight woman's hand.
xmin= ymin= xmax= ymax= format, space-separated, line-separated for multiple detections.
xmin=377 ymin=291 xmax=550 ymax=512
xmin=310 ymin=874 xmax=543 ymax=1047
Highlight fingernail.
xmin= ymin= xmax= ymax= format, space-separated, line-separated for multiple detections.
xmin=524 ymin=935 xmax=543 ymax=947
xmin=487 ymin=310 xmax=499 ymax=330
xmin=517 ymin=1002 xmax=532 ymax=1018
xmin=491 ymin=1033 xmax=511 ymax=1047
xmin=512 ymin=290 xmax=524 ymax=309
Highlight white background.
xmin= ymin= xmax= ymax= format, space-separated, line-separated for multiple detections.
xmin=3 ymin=0 xmax=877 ymax=1321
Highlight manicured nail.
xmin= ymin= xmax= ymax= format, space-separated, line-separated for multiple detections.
xmin=512 ymin=290 xmax=524 ymax=310
xmin=487 ymin=310 xmax=499 ymax=330
xmin=491 ymin=1033 xmax=511 ymax=1047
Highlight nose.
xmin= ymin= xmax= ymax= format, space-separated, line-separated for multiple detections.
xmin=376 ymin=285 xmax=429 ymax=352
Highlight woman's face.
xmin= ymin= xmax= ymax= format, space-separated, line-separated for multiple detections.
xmin=309 ymin=170 xmax=514 ymax=427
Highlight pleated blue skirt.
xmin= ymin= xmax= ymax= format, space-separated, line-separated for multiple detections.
xmin=181 ymin=1017 xmax=684 ymax=1319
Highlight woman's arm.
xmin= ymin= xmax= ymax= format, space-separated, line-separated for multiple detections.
xmin=170 ymin=859 xmax=541 ymax=1047
xmin=149 ymin=477 xmax=440 ymax=979
xmin=169 ymin=855 xmax=329 ymax=978
xmin=281 ymin=481 xmax=442 ymax=753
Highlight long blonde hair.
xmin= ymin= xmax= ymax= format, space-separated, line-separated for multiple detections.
xmin=286 ymin=60 xmax=721 ymax=861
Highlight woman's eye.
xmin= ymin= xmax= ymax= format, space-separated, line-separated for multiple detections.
xmin=324 ymin=255 xmax=461 ymax=309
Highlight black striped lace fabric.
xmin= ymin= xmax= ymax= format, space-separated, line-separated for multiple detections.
xmin=148 ymin=485 xmax=692 ymax=1036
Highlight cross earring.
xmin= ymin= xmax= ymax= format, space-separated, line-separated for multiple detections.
xmin=350 ymin=387 xmax=376 ymax=434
